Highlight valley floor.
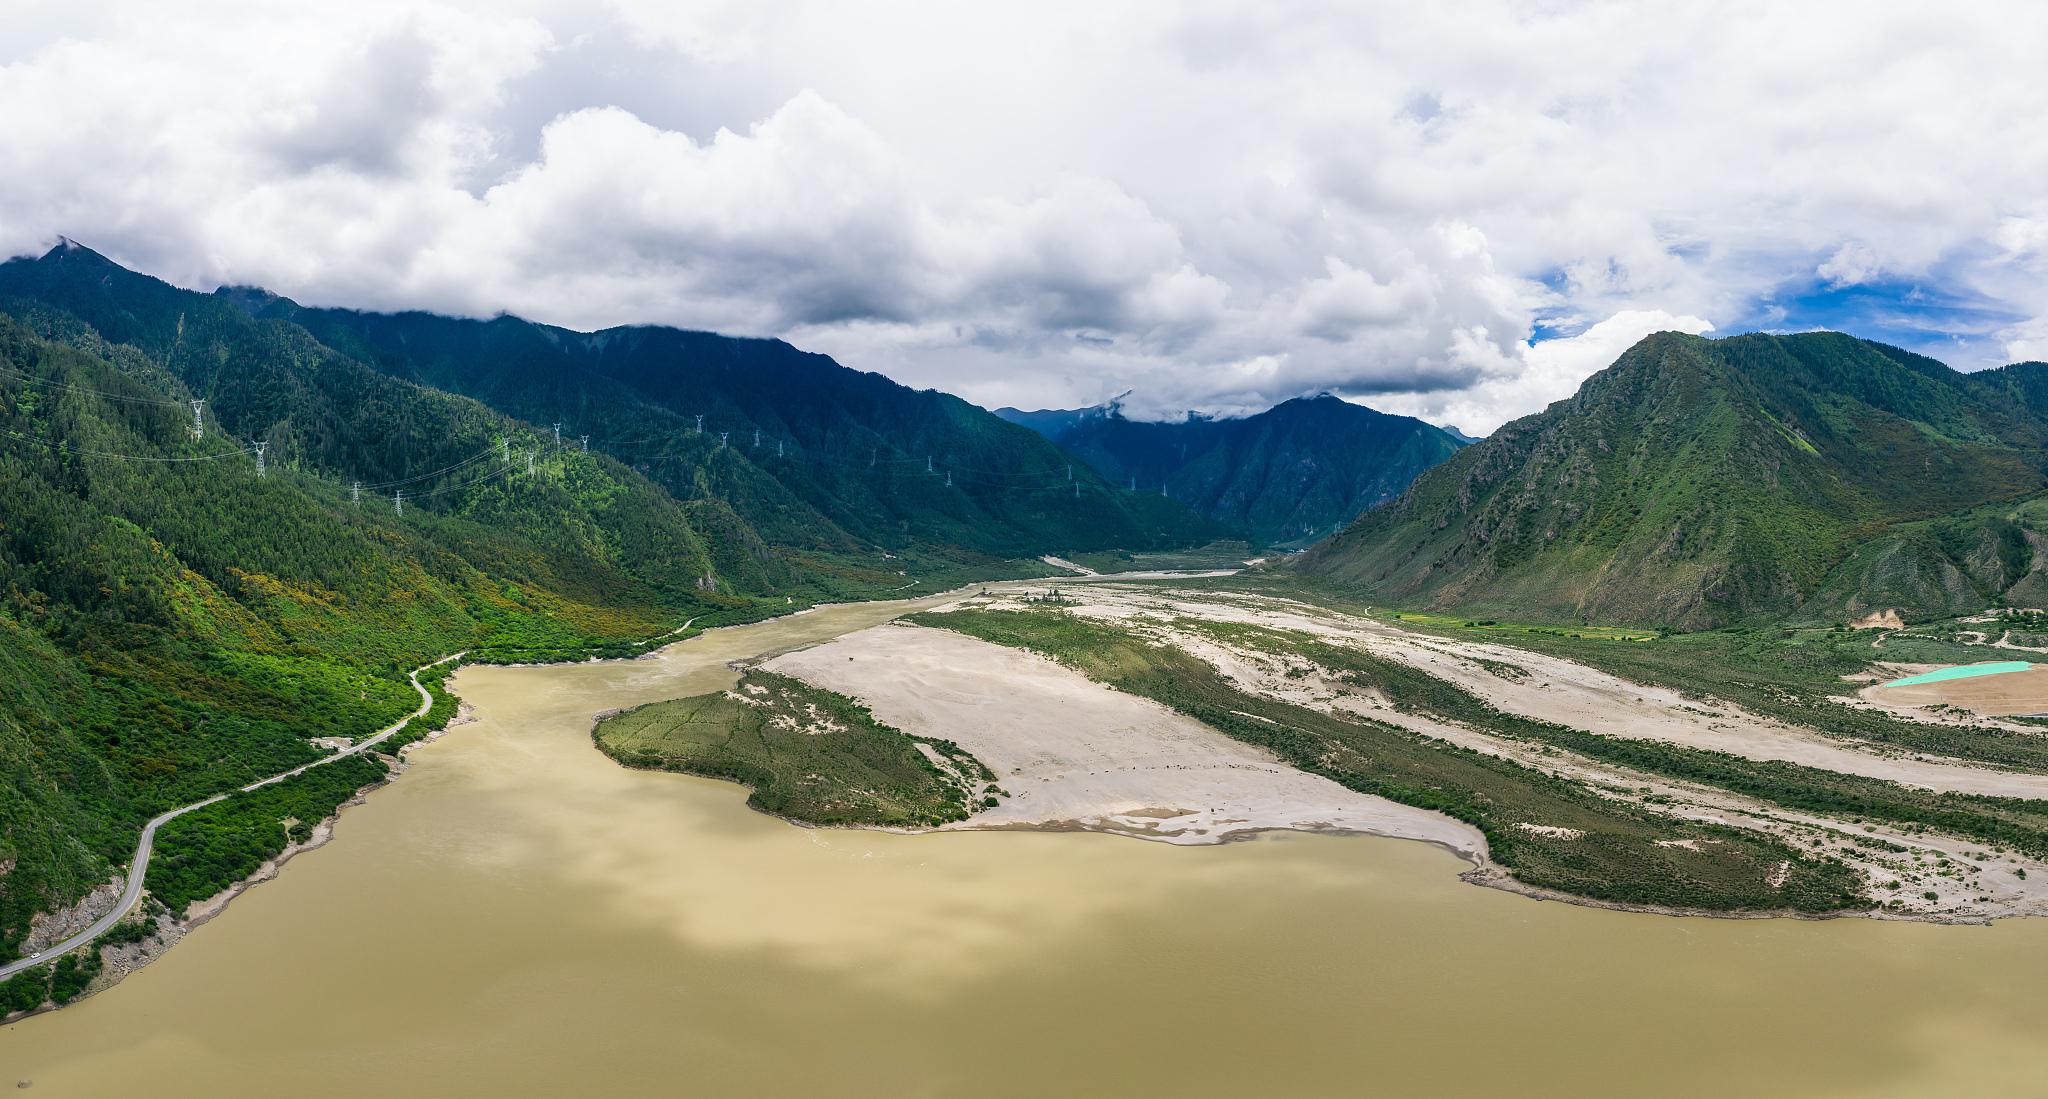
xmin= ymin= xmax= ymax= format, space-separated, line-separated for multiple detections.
xmin=766 ymin=624 xmax=1486 ymax=856
xmin=756 ymin=580 xmax=2048 ymax=922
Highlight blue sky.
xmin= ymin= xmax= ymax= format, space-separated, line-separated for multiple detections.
xmin=1739 ymin=275 xmax=2031 ymax=370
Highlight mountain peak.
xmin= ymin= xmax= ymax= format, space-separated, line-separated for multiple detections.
xmin=37 ymin=235 xmax=116 ymax=266
xmin=213 ymin=284 xmax=286 ymax=317
xmin=1302 ymin=328 xmax=2048 ymax=628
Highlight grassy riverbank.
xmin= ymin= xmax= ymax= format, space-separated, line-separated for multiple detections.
xmin=595 ymin=670 xmax=992 ymax=827
xmin=145 ymin=754 xmax=392 ymax=913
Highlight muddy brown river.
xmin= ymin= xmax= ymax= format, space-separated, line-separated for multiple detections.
xmin=8 ymin=592 xmax=2048 ymax=1096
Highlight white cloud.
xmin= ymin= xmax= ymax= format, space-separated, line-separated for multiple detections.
xmin=1373 ymin=310 xmax=1716 ymax=434
xmin=1817 ymin=242 xmax=1882 ymax=289
xmin=2005 ymin=318 xmax=2048 ymax=366
xmin=1 ymin=0 xmax=2045 ymax=432
xmin=1292 ymin=257 xmax=1423 ymax=341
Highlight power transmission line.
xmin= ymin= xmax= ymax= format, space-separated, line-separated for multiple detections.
xmin=359 ymin=446 xmax=498 ymax=489
xmin=0 ymin=361 xmax=193 ymax=407
xmin=405 ymin=460 xmax=517 ymax=500
xmin=4 ymin=375 xmax=1163 ymax=514
xmin=0 ymin=426 xmax=249 ymax=463
xmin=8 ymin=353 xmax=1170 ymax=512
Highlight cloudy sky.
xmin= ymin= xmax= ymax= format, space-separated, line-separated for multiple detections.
xmin=4 ymin=1 xmax=2046 ymax=433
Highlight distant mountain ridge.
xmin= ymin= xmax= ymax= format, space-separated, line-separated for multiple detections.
xmin=997 ymin=395 xmax=1464 ymax=546
xmin=260 ymin=304 xmax=1221 ymax=566
xmin=1301 ymin=330 xmax=2048 ymax=628
xmin=0 ymin=243 xmax=1218 ymax=574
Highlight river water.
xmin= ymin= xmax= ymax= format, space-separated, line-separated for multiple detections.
xmin=8 ymin=593 xmax=2048 ymax=1096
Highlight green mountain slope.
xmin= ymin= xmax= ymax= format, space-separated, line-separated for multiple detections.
xmin=996 ymin=395 xmax=1464 ymax=546
xmin=1300 ymin=331 xmax=2048 ymax=628
xmin=0 ymin=240 xmax=1214 ymax=969
xmin=254 ymin=302 xmax=1218 ymax=563
xmin=0 ymin=306 xmax=736 ymax=960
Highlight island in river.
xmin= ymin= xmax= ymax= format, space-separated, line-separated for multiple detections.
xmin=602 ymin=579 xmax=2048 ymax=921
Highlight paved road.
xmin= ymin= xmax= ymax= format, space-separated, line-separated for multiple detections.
xmin=0 ymin=652 xmax=463 ymax=982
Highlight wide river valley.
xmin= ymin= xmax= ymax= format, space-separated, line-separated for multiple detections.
xmin=9 ymin=592 xmax=2048 ymax=1096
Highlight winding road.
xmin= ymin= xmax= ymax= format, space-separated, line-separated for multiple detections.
xmin=0 ymin=652 xmax=464 ymax=982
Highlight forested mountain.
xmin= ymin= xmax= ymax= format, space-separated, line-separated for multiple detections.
xmin=0 ymin=240 xmax=1213 ymax=967
xmin=997 ymin=395 xmax=1463 ymax=546
xmin=0 ymin=303 xmax=711 ymax=962
xmin=247 ymin=301 xmax=1214 ymax=566
xmin=1301 ymin=331 xmax=2048 ymax=628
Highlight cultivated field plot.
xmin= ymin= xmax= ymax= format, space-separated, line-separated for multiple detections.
xmin=1868 ymin=662 xmax=2048 ymax=716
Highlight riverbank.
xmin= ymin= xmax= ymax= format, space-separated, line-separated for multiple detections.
xmin=0 ymin=576 xmax=1033 ymax=1022
xmin=24 ymin=562 xmax=2036 ymax=1029
xmin=19 ymin=601 xmax=2048 ymax=1098
xmin=0 ymin=653 xmax=466 ymax=1020
xmin=571 ymin=576 xmax=2048 ymax=924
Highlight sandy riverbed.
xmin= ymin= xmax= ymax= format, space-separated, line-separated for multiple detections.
xmin=765 ymin=622 xmax=1486 ymax=858
xmin=1036 ymin=587 xmax=2048 ymax=800
xmin=798 ymin=583 xmax=2048 ymax=920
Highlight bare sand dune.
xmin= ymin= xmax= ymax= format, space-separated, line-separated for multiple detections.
xmin=764 ymin=622 xmax=1487 ymax=857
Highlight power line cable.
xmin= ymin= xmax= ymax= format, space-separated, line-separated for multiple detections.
xmin=403 ymin=461 xmax=516 ymax=500
xmin=0 ymin=362 xmax=191 ymax=408
xmin=359 ymin=446 xmax=499 ymax=489
xmin=0 ymin=426 xmax=249 ymax=463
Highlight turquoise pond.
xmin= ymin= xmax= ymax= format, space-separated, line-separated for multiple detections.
xmin=1884 ymin=661 xmax=2034 ymax=688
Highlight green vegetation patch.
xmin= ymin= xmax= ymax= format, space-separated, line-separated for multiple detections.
xmin=595 ymin=670 xmax=991 ymax=827
xmin=0 ymin=967 xmax=51 ymax=1016
xmin=1256 ymin=576 xmax=2048 ymax=773
xmin=145 ymin=752 xmax=389 ymax=913
xmin=1063 ymin=541 xmax=1257 ymax=575
xmin=379 ymin=663 xmax=461 ymax=755
xmin=1515 ymin=625 xmax=2048 ymax=771
xmin=0 ymin=946 xmax=101 ymax=1017
xmin=1187 ymin=619 xmax=2048 ymax=865
xmin=912 ymin=607 xmax=1862 ymax=914
xmin=1385 ymin=610 xmax=1656 ymax=642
